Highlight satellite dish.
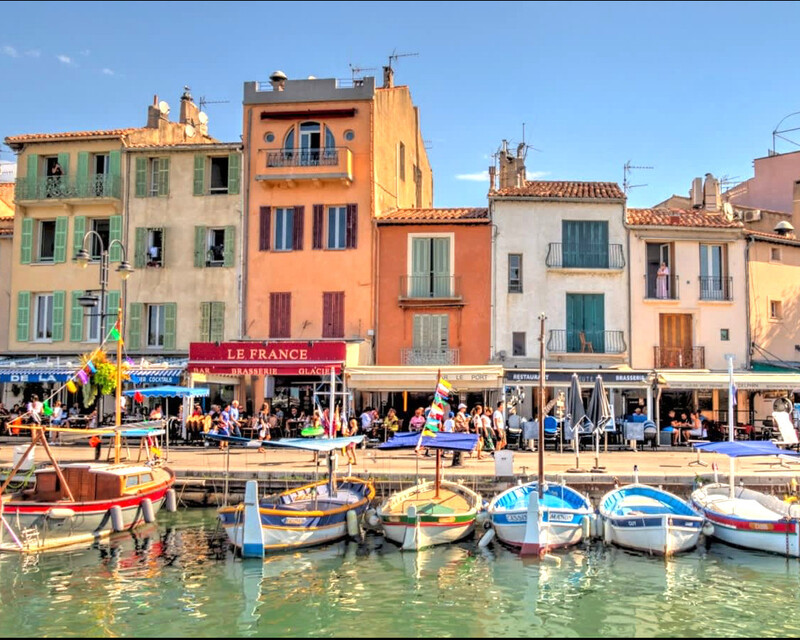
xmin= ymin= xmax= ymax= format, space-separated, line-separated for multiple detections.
xmin=198 ymin=111 xmax=209 ymax=125
xmin=158 ymin=100 xmax=170 ymax=115
xmin=185 ymin=124 xmax=195 ymax=138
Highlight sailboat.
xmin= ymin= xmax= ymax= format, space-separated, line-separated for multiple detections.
xmin=488 ymin=314 xmax=594 ymax=555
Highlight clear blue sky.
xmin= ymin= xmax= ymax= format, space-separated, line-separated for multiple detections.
xmin=2 ymin=1 xmax=800 ymax=208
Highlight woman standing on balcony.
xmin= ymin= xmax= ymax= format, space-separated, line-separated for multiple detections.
xmin=656 ymin=262 xmax=670 ymax=299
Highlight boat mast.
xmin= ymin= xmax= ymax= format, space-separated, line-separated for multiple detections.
xmin=538 ymin=313 xmax=546 ymax=500
xmin=329 ymin=366 xmax=336 ymax=495
xmin=114 ymin=306 xmax=123 ymax=464
xmin=727 ymin=354 xmax=735 ymax=499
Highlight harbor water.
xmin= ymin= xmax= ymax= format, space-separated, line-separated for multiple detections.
xmin=1 ymin=509 xmax=799 ymax=637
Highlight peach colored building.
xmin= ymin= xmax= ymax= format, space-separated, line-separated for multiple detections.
xmin=375 ymin=207 xmax=491 ymax=366
xmin=0 ymin=182 xmax=13 ymax=352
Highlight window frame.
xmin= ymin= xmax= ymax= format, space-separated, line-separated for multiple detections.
xmin=327 ymin=206 xmax=347 ymax=250
xmin=769 ymin=299 xmax=783 ymax=321
xmin=770 ymin=247 xmax=782 ymax=262
xmin=512 ymin=332 xmax=526 ymax=357
xmin=90 ymin=218 xmax=111 ymax=261
xmin=34 ymin=293 xmax=54 ymax=342
xmin=274 ymin=207 xmax=294 ymax=252
xmin=83 ymin=302 xmax=101 ymax=343
xmin=205 ymin=228 xmax=226 ymax=267
xmin=37 ymin=219 xmax=57 ymax=263
xmin=149 ymin=158 xmax=161 ymax=197
xmin=146 ymin=304 xmax=166 ymax=348
xmin=208 ymin=156 xmax=230 ymax=195
xmin=399 ymin=141 xmax=406 ymax=181
xmin=147 ymin=228 xmax=164 ymax=268
xmin=508 ymin=254 xmax=523 ymax=293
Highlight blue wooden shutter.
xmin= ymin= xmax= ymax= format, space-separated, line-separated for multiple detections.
xmin=562 ymin=221 xmax=579 ymax=268
xmin=585 ymin=294 xmax=605 ymax=353
xmin=54 ymin=217 xmax=68 ymax=263
xmin=72 ymin=215 xmax=86 ymax=260
xmin=25 ymin=154 xmax=38 ymax=199
xmin=164 ymin=302 xmax=177 ymax=349
xmin=128 ymin=303 xmax=143 ymax=350
xmin=70 ymin=290 xmax=83 ymax=342
xmin=200 ymin=302 xmax=211 ymax=340
xmin=566 ymin=293 xmax=582 ymax=353
xmin=157 ymin=157 xmax=170 ymax=196
xmin=57 ymin=152 xmax=70 ymax=177
xmin=20 ymin=218 xmax=33 ymax=264
xmin=411 ymin=238 xmax=430 ymax=297
xmin=193 ymin=155 xmax=205 ymax=196
xmin=52 ymin=290 xmax=66 ymax=342
xmin=77 ymin=151 xmax=89 ymax=197
xmin=432 ymin=237 xmax=450 ymax=296
xmin=227 ymin=153 xmax=240 ymax=195
xmin=17 ymin=291 xmax=30 ymax=342
xmin=108 ymin=215 xmax=123 ymax=262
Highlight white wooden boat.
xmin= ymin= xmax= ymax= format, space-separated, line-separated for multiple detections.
xmin=599 ymin=483 xmax=704 ymax=555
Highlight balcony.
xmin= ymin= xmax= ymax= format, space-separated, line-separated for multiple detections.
xmin=15 ymin=174 xmax=121 ymax=202
xmin=401 ymin=348 xmax=460 ymax=366
xmin=699 ymin=276 xmax=733 ymax=301
xmin=255 ymin=147 xmax=353 ymax=186
xmin=644 ymin=273 xmax=680 ymax=300
xmin=398 ymin=275 xmax=462 ymax=307
xmin=547 ymin=330 xmax=627 ymax=355
xmin=546 ymin=243 xmax=625 ymax=269
xmin=654 ymin=346 xmax=705 ymax=369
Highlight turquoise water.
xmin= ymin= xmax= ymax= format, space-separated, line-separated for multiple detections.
xmin=1 ymin=509 xmax=799 ymax=637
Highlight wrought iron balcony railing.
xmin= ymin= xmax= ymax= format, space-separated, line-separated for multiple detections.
xmin=399 ymin=275 xmax=461 ymax=299
xmin=644 ymin=273 xmax=680 ymax=300
xmin=15 ymin=174 xmax=121 ymax=201
xmin=401 ymin=348 xmax=460 ymax=366
xmin=545 ymin=243 xmax=625 ymax=269
xmin=547 ymin=329 xmax=627 ymax=354
xmin=266 ymin=147 xmax=342 ymax=168
xmin=699 ymin=276 xmax=733 ymax=301
xmin=654 ymin=346 xmax=705 ymax=369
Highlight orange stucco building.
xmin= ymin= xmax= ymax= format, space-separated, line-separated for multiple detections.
xmin=375 ymin=208 xmax=491 ymax=366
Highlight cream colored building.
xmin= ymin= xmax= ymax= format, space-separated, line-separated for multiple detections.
xmin=0 ymin=183 xmax=13 ymax=352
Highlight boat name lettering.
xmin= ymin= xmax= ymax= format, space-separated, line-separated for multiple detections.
xmin=505 ymin=513 xmax=527 ymax=523
xmin=549 ymin=513 xmax=573 ymax=523
xmin=283 ymin=517 xmax=307 ymax=525
xmin=226 ymin=347 xmax=310 ymax=361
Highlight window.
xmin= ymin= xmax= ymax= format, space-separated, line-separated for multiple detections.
xmin=720 ymin=328 xmax=730 ymax=341
xmin=269 ymin=293 xmax=291 ymax=338
xmin=147 ymin=228 xmax=163 ymax=267
xmin=771 ymin=247 xmax=782 ymax=262
xmin=410 ymin=236 xmax=451 ymax=297
xmin=299 ymin=122 xmax=321 ymax=165
xmin=34 ymin=294 xmax=54 ymax=341
xmin=135 ymin=157 xmax=169 ymax=197
xmin=323 ymin=292 xmax=344 ymax=338
xmin=562 ymin=220 xmax=609 ymax=268
xmin=399 ymin=142 xmax=406 ymax=181
xmin=264 ymin=132 xmax=275 ymax=143
xmin=147 ymin=304 xmax=166 ymax=348
xmin=90 ymin=218 xmax=110 ymax=260
xmin=200 ymin=301 xmax=225 ymax=342
xmin=699 ymin=243 xmax=729 ymax=300
xmin=327 ymin=206 xmax=346 ymax=250
xmin=274 ymin=208 xmax=294 ymax=251
xmin=508 ymin=254 xmax=523 ymax=293
xmin=410 ymin=314 xmax=451 ymax=364
xmin=206 ymin=228 xmax=226 ymax=266
xmin=344 ymin=130 xmax=355 ymax=141
xmin=566 ymin=293 xmax=605 ymax=353
xmin=512 ymin=332 xmax=526 ymax=356
xmin=93 ymin=153 xmax=110 ymax=196
xmin=770 ymin=300 xmax=783 ymax=320
xmin=38 ymin=220 xmax=56 ymax=262
xmin=94 ymin=153 xmax=109 ymax=175
xmin=209 ymin=156 xmax=230 ymax=194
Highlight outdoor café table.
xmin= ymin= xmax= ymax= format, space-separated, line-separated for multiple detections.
xmin=719 ymin=424 xmax=752 ymax=440
xmin=285 ymin=419 xmax=303 ymax=438
xmin=68 ymin=416 xmax=89 ymax=429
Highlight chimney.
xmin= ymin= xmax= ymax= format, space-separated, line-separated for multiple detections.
xmin=488 ymin=165 xmax=496 ymax=191
xmin=146 ymin=94 xmax=161 ymax=129
xmin=382 ymin=65 xmax=394 ymax=88
xmin=497 ymin=139 xmax=527 ymax=189
xmin=690 ymin=177 xmax=703 ymax=208
xmin=179 ymin=86 xmax=200 ymax=125
xmin=703 ymin=173 xmax=720 ymax=212
xmin=269 ymin=70 xmax=287 ymax=91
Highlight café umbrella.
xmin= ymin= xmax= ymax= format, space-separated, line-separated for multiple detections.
xmin=586 ymin=375 xmax=612 ymax=473
xmin=566 ymin=373 xmax=589 ymax=473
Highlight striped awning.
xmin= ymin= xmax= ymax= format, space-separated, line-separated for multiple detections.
xmin=0 ymin=365 xmax=184 ymax=385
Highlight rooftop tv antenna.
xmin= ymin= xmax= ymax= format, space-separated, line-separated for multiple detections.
xmin=623 ymin=160 xmax=653 ymax=194
xmin=349 ymin=63 xmax=377 ymax=80
xmin=198 ymin=96 xmax=230 ymax=111
xmin=772 ymin=110 xmax=800 ymax=154
xmin=387 ymin=49 xmax=419 ymax=69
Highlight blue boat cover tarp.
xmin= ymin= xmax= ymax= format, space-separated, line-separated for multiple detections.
xmin=694 ymin=440 xmax=800 ymax=458
xmin=204 ymin=433 xmax=366 ymax=452
xmin=98 ymin=428 xmax=166 ymax=438
xmin=378 ymin=431 xmax=479 ymax=451
xmin=123 ymin=386 xmax=210 ymax=398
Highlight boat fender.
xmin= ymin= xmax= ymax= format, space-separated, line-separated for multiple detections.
xmin=603 ymin=517 xmax=611 ymax=544
xmin=365 ymin=509 xmax=380 ymax=529
xmin=346 ymin=509 xmax=360 ymax=539
xmin=141 ymin=498 xmax=156 ymax=524
xmin=110 ymin=505 xmax=125 ymax=532
xmin=46 ymin=508 xmax=75 ymax=519
xmin=581 ymin=515 xmax=592 ymax=541
xmin=702 ymin=522 xmax=715 ymax=537
xmin=591 ymin=513 xmax=602 ymax=539
xmin=165 ymin=489 xmax=178 ymax=513
xmin=475 ymin=511 xmax=489 ymax=526
xmin=478 ymin=528 xmax=495 ymax=548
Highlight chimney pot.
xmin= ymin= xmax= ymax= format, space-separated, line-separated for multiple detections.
xmin=382 ymin=65 xmax=394 ymax=88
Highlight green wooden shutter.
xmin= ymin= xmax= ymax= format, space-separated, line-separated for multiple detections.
xmin=54 ymin=216 xmax=68 ymax=263
xmin=584 ymin=294 xmax=605 ymax=353
xmin=128 ymin=302 xmax=143 ymax=350
xmin=108 ymin=215 xmax=123 ymax=262
xmin=109 ymin=150 xmax=120 ymax=176
xmin=17 ymin=291 xmax=30 ymax=342
xmin=193 ymin=155 xmax=205 ymax=196
xmin=57 ymin=152 xmax=70 ymax=177
xmin=436 ymin=314 xmax=449 ymax=350
xmin=104 ymin=290 xmax=120 ymax=339
xmin=25 ymin=154 xmax=38 ymax=199
xmin=223 ymin=226 xmax=235 ymax=267
xmin=211 ymin=302 xmax=225 ymax=342
xmin=562 ymin=221 xmax=578 ymax=268
xmin=157 ymin=157 xmax=170 ymax=196
xmin=52 ymin=290 xmax=66 ymax=342
xmin=412 ymin=314 xmax=423 ymax=350
xmin=76 ymin=151 xmax=89 ymax=197
xmin=161 ymin=227 xmax=167 ymax=267
xmin=70 ymin=290 xmax=83 ymax=342
xmin=134 ymin=227 xmax=146 ymax=268
xmin=164 ymin=302 xmax=177 ymax=350
xmin=72 ymin=215 xmax=86 ymax=259
xmin=566 ymin=293 xmax=582 ymax=353
xmin=411 ymin=237 xmax=431 ymax=297
xmin=135 ymin=157 xmax=146 ymax=197
xmin=432 ymin=237 xmax=450 ymax=297
xmin=228 ymin=153 xmax=241 ymax=195
xmin=200 ymin=302 xmax=211 ymax=340
xmin=20 ymin=218 xmax=33 ymax=264
xmin=194 ymin=226 xmax=206 ymax=267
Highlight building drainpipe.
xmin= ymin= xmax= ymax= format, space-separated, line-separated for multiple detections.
xmin=241 ymin=109 xmax=252 ymax=339
xmin=489 ymin=201 xmax=497 ymax=361
xmin=625 ymin=210 xmax=633 ymax=369
xmin=744 ymin=235 xmax=753 ymax=370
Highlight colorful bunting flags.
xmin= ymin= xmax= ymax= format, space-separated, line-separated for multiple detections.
xmin=43 ymin=400 xmax=53 ymax=416
xmin=66 ymin=380 xmax=77 ymax=393
xmin=134 ymin=391 xmax=144 ymax=403
xmin=86 ymin=361 xmax=96 ymax=374
xmin=77 ymin=370 xmax=89 ymax=385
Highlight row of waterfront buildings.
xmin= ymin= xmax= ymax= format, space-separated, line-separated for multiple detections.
xmin=1 ymin=68 xmax=800 ymax=426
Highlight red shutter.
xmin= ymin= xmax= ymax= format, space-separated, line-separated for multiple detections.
xmin=293 ymin=206 xmax=304 ymax=250
xmin=346 ymin=203 xmax=358 ymax=249
xmin=259 ymin=207 xmax=271 ymax=251
xmin=312 ymin=204 xmax=324 ymax=249
xmin=323 ymin=291 xmax=344 ymax=338
xmin=270 ymin=292 xmax=291 ymax=338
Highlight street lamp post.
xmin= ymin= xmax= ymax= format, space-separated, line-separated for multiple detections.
xmin=74 ymin=231 xmax=134 ymax=463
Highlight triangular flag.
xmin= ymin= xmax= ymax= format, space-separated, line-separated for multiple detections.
xmin=110 ymin=318 xmax=123 ymax=343
xmin=134 ymin=391 xmax=144 ymax=403
xmin=66 ymin=380 xmax=77 ymax=393
xmin=422 ymin=428 xmax=437 ymax=437
xmin=43 ymin=400 xmax=53 ymax=416
xmin=436 ymin=378 xmax=452 ymax=400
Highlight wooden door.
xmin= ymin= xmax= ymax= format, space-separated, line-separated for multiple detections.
xmin=659 ymin=314 xmax=693 ymax=367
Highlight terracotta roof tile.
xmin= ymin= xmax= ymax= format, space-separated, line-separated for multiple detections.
xmin=377 ymin=207 xmax=489 ymax=223
xmin=626 ymin=208 xmax=743 ymax=228
xmin=4 ymin=128 xmax=139 ymax=144
xmin=745 ymin=229 xmax=800 ymax=245
xmin=490 ymin=180 xmax=624 ymax=200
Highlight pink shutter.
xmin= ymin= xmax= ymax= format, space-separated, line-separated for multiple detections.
xmin=323 ymin=292 xmax=344 ymax=338
xmin=259 ymin=207 xmax=271 ymax=251
xmin=293 ymin=206 xmax=304 ymax=250
xmin=312 ymin=204 xmax=324 ymax=249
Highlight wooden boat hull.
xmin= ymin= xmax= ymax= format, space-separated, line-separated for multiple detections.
xmin=489 ymin=482 xmax=593 ymax=555
xmin=692 ymin=483 xmax=800 ymax=557
xmin=600 ymin=485 xmax=703 ymax=556
xmin=378 ymin=481 xmax=482 ymax=551
xmin=0 ymin=466 xmax=174 ymax=553
xmin=219 ymin=478 xmax=375 ymax=553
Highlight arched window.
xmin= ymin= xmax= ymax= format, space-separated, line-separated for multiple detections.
xmin=283 ymin=128 xmax=295 ymax=151
xmin=299 ymin=122 xmax=321 ymax=165
xmin=273 ymin=128 xmax=294 ymax=167
xmin=323 ymin=127 xmax=337 ymax=164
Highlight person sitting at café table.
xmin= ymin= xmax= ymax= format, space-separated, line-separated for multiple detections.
xmin=150 ymin=404 xmax=163 ymax=421
xmin=630 ymin=407 xmax=647 ymax=422
xmin=409 ymin=407 xmax=426 ymax=432
xmin=384 ymin=407 xmax=400 ymax=434
xmin=185 ymin=403 xmax=203 ymax=440
xmin=688 ymin=410 xmax=707 ymax=440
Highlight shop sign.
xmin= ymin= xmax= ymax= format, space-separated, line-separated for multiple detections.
xmin=188 ymin=341 xmax=346 ymax=375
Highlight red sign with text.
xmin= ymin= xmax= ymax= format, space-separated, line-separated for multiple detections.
xmin=188 ymin=342 xmax=346 ymax=376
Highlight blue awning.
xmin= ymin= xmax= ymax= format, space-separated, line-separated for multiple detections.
xmin=379 ymin=431 xmax=479 ymax=452
xmin=124 ymin=385 xmax=209 ymax=398
xmin=128 ymin=368 xmax=184 ymax=385
xmin=0 ymin=368 xmax=70 ymax=383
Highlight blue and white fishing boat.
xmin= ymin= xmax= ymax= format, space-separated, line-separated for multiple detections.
xmin=599 ymin=468 xmax=704 ymax=555
xmin=212 ymin=435 xmax=375 ymax=557
xmin=488 ymin=481 xmax=594 ymax=555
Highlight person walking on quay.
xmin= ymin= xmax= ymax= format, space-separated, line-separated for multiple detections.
xmin=471 ymin=404 xmax=485 ymax=460
xmin=482 ymin=406 xmax=496 ymax=455
xmin=493 ymin=400 xmax=506 ymax=451
xmin=451 ymin=403 xmax=469 ymax=467
xmin=343 ymin=416 xmax=358 ymax=465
